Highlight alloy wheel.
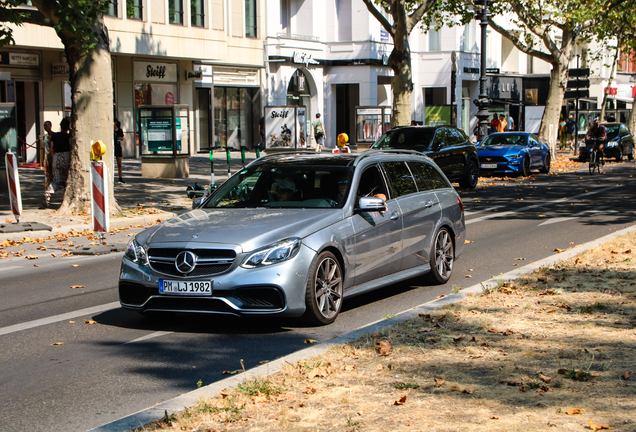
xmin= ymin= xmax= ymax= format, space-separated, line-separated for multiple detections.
xmin=433 ymin=229 xmax=454 ymax=281
xmin=313 ymin=255 xmax=343 ymax=321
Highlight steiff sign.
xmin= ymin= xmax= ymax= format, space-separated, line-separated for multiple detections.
xmin=134 ymin=62 xmax=178 ymax=82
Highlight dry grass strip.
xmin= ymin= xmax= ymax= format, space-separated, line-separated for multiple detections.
xmin=137 ymin=232 xmax=636 ymax=432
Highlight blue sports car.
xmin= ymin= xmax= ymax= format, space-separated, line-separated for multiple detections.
xmin=477 ymin=132 xmax=551 ymax=176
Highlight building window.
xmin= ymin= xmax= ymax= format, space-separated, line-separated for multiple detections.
xmin=127 ymin=0 xmax=142 ymax=20
xmin=428 ymin=28 xmax=440 ymax=51
xmin=106 ymin=0 xmax=118 ymax=17
xmin=169 ymin=0 xmax=183 ymax=24
xmin=336 ymin=0 xmax=352 ymax=41
xmin=213 ymin=87 xmax=258 ymax=148
xmin=245 ymin=0 xmax=257 ymax=38
xmin=191 ymin=0 xmax=204 ymax=27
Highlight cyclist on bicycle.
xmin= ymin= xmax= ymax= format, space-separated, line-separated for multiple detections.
xmin=585 ymin=118 xmax=607 ymax=160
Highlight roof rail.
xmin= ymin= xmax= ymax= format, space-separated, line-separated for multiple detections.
xmin=353 ymin=149 xmax=426 ymax=166
xmin=254 ymin=150 xmax=323 ymax=161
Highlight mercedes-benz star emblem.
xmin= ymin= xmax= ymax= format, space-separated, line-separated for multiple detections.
xmin=175 ymin=251 xmax=198 ymax=274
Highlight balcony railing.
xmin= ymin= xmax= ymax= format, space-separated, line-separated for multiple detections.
xmin=277 ymin=32 xmax=320 ymax=42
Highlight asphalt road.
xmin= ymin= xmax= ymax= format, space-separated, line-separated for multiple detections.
xmin=1 ymin=160 xmax=635 ymax=432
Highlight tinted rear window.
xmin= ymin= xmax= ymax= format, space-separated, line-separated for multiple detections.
xmin=372 ymin=128 xmax=435 ymax=151
xmin=382 ymin=161 xmax=418 ymax=197
xmin=408 ymin=162 xmax=451 ymax=191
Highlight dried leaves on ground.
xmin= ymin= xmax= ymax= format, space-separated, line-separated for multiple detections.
xmin=138 ymin=232 xmax=636 ymax=432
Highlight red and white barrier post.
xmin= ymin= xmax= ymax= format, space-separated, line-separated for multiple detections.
xmin=4 ymin=150 xmax=22 ymax=223
xmin=90 ymin=160 xmax=110 ymax=237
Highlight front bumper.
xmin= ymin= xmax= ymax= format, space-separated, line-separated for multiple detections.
xmin=118 ymin=244 xmax=316 ymax=317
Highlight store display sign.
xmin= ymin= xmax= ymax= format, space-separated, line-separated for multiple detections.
xmin=52 ymin=62 xmax=69 ymax=80
xmin=134 ymin=61 xmax=178 ymax=82
xmin=297 ymin=107 xmax=307 ymax=148
xmin=9 ymin=53 xmax=39 ymax=66
xmin=357 ymin=108 xmax=383 ymax=116
xmin=0 ymin=103 xmax=17 ymax=163
xmin=144 ymin=118 xmax=181 ymax=151
xmin=265 ymin=107 xmax=297 ymax=149
xmin=425 ymin=106 xmax=451 ymax=126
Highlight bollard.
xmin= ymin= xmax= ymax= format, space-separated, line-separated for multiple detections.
xmin=90 ymin=160 xmax=110 ymax=237
xmin=4 ymin=150 xmax=22 ymax=223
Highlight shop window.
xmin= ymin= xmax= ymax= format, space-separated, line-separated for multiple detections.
xmin=106 ymin=0 xmax=118 ymax=17
xmin=245 ymin=0 xmax=257 ymax=38
xmin=428 ymin=28 xmax=440 ymax=51
xmin=213 ymin=87 xmax=257 ymax=149
xmin=191 ymin=0 xmax=204 ymax=27
xmin=424 ymin=87 xmax=447 ymax=106
xmin=169 ymin=0 xmax=183 ymax=24
xmin=127 ymin=0 xmax=142 ymax=20
xmin=134 ymin=83 xmax=178 ymax=106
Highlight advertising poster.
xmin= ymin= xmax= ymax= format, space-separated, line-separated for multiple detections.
xmin=425 ymin=106 xmax=451 ymax=126
xmin=297 ymin=107 xmax=307 ymax=148
xmin=144 ymin=118 xmax=181 ymax=151
xmin=265 ymin=106 xmax=296 ymax=149
xmin=525 ymin=106 xmax=545 ymax=134
xmin=0 ymin=103 xmax=17 ymax=165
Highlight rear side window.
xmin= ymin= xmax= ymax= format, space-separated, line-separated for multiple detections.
xmin=620 ymin=124 xmax=629 ymax=135
xmin=448 ymin=128 xmax=465 ymax=145
xmin=382 ymin=161 xmax=418 ymax=198
xmin=409 ymin=162 xmax=451 ymax=191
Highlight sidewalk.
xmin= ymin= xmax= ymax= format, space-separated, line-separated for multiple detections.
xmin=0 ymin=152 xmax=264 ymax=243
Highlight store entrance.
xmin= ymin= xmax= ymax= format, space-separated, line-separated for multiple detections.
xmin=1 ymin=79 xmax=40 ymax=164
xmin=196 ymin=88 xmax=212 ymax=151
xmin=335 ymin=84 xmax=359 ymax=146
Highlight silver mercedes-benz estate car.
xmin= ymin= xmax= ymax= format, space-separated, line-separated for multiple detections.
xmin=119 ymin=150 xmax=466 ymax=325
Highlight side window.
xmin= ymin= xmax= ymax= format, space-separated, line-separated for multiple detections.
xmin=433 ymin=128 xmax=452 ymax=147
xmin=382 ymin=161 xmax=418 ymax=198
xmin=409 ymin=162 xmax=451 ymax=191
xmin=357 ymin=165 xmax=390 ymax=202
xmin=620 ymin=124 xmax=628 ymax=135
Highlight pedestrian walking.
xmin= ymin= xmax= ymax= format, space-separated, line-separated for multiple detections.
xmin=490 ymin=114 xmax=499 ymax=134
xmin=114 ymin=120 xmax=125 ymax=183
xmin=565 ymin=114 xmax=576 ymax=151
xmin=258 ymin=116 xmax=265 ymax=150
xmin=42 ymin=121 xmax=53 ymax=193
xmin=44 ymin=118 xmax=71 ymax=206
xmin=507 ymin=114 xmax=515 ymax=131
xmin=312 ymin=113 xmax=326 ymax=151
xmin=497 ymin=114 xmax=507 ymax=133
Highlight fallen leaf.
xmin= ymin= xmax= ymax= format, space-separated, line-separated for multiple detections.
xmin=434 ymin=378 xmax=445 ymax=387
xmin=589 ymin=420 xmax=610 ymax=430
xmin=304 ymin=339 xmax=318 ymax=344
xmin=51 ymin=342 xmax=63 ymax=346
xmin=304 ymin=387 xmax=316 ymax=394
xmin=465 ymin=274 xmax=473 ymax=278
xmin=69 ymin=321 xmax=75 ymax=324
xmin=621 ymin=372 xmax=630 ymax=380
xmin=375 ymin=364 xmax=384 ymax=371
xmin=25 ymin=254 xmax=38 ymax=260
xmin=310 ymin=367 xmax=330 ymax=378
xmin=490 ymin=415 xmax=499 ymax=420
xmin=623 ymin=249 xmax=631 ymax=254
xmin=428 ymin=337 xmax=441 ymax=343
xmin=565 ymin=408 xmax=582 ymax=415
xmin=463 ymin=387 xmax=474 ymax=394
xmin=375 ymin=340 xmax=392 ymax=356
xmin=464 ymin=240 xmax=472 ymax=244
xmin=71 ymin=264 xmax=81 ymax=267
xmin=84 ymin=320 xmax=97 ymax=325
xmin=392 ymin=393 xmax=408 ymax=405
xmin=538 ymin=373 xmax=552 ymax=383
xmin=222 ymin=370 xmax=240 ymax=375
xmin=437 ymin=294 xmax=446 ymax=298
xmin=70 ymin=285 xmax=85 ymax=289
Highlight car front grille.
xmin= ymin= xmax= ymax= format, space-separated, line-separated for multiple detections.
xmin=147 ymin=247 xmax=236 ymax=277
xmin=479 ymin=156 xmax=508 ymax=163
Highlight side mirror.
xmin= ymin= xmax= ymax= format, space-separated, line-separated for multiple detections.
xmin=192 ymin=197 xmax=204 ymax=209
xmin=355 ymin=197 xmax=386 ymax=212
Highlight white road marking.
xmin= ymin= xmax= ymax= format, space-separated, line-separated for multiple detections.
xmin=0 ymin=301 xmax=120 ymax=337
xmin=464 ymin=205 xmax=504 ymax=216
xmin=537 ymin=207 xmax=616 ymax=226
xmin=465 ymin=185 xmax=618 ymax=225
xmin=123 ymin=331 xmax=173 ymax=345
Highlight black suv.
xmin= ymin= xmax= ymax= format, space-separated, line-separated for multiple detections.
xmin=370 ymin=125 xmax=479 ymax=189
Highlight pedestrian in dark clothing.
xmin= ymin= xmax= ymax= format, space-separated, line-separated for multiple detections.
xmin=114 ymin=120 xmax=125 ymax=183
xmin=44 ymin=118 xmax=71 ymax=206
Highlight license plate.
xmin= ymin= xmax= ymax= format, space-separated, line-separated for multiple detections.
xmin=159 ymin=280 xmax=213 ymax=295
xmin=481 ymin=163 xmax=497 ymax=169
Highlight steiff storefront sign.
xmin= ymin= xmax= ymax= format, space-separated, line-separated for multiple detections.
xmin=134 ymin=61 xmax=178 ymax=82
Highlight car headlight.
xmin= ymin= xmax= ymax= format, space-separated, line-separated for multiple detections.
xmin=124 ymin=237 xmax=148 ymax=265
xmin=607 ymin=142 xmax=617 ymax=147
xmin=241 ymin=238 xmax=301 ymax=268
xmin=507 ymin=154 xmax=523 ymax=159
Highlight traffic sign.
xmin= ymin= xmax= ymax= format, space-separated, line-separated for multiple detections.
xmin=569 ymin=68 xmax=590 ymax=78
xmin=567 ymin=79 xmax=590 ymax=89
xmin=564 ymin=89 xmax=589 ymax=99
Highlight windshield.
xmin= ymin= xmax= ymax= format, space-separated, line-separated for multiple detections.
xmin=204 ymin=163 xmax=353 ymax=209
xmin=371 ymin=128 xmax=435 ymax=151
xmin=604 ymin=124 xmax=620 ymax=140
xmin=481 ymin=134 xmax=528 ymax=146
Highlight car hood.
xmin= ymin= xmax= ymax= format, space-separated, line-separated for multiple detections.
xmin=478 ymin=145 xmax=526 ymax=156
xmin=141 ymin=208 xmax=343 ymax=253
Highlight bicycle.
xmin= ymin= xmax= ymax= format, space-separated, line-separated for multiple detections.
xmin=587 ymin=138 xmax=605 ymax=175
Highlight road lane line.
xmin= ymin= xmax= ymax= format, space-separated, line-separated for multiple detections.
xmin=123 ymin=331 xmax=173 ymax=345
xmin=0 ymin=301 xmax=120 ymax=337
xmin=465 ymin=185 xmax=618 ymax=225
xmin=464 ymin=205 xmax=504 ymax=216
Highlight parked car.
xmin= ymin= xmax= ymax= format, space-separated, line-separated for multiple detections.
xmin=370 ymin=125 xmax=480 ymax=189
xmin=476 ymin=132 xmax=551 ymax=176
xmin=578 ymin=122 xmax=634 ymax=162
xmin=119 ymin=151 xmax=466 ymax=325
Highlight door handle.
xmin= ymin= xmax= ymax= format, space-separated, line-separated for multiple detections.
xmin=390 ymin=212 xmax=399 ymax=220
xmin=424 ymin=200 xmax=433 ymax=208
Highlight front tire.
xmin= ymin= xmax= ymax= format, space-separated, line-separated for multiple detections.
xmin=520 ymin=156 xmax=530 ymax=177
xmin=459 ymin=159 xmax=479 ymax=189
xmin=589 ymin=151 xmax=596 ymax=175
xmin=539 ymin=153 xmax=551 ymax=173
xmin=616 ymin=146 xmax=623 ymax=162
xmin=627 ymin=145 xmax=634 ymax=161
xmin=425 ymin=228 xmax=454 ymax=285
xmin=301 ymin=251 xmax=343 ymax=325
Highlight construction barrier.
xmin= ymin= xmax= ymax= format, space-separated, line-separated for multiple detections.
xmin=4 ymin=150 xmax=22 ymax=222
xmin=90 ymin=160 xmax=109 ymax=234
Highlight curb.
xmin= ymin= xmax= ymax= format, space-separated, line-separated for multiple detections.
xmin=89 ymin=223 xmax=636 ymax=432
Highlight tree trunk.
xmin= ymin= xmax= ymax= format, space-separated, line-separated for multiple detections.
xmin=388 ymin=30 xmax=413 ymax=127
xmin=57 ymin=22 xmax=118 ymax=216
xmin=600 ymin=45 xmax=619 ymax=122
xmin=538 ymin=62 xmax=568 ymax=155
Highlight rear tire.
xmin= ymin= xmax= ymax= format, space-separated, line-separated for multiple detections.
xmin=424 ymin=228 xmax=454 ymax=285
xmin=459 ymin=159 xmax=479 ymax=189
xmin=589 ymin=151 xmax=596 ymax=175
xmin=539 ymin=153 xmax=551 ymax=173
xmin=301 ymin=251 xmax=343 ymax=326
xmin=628 ymin=146 xmax=634 ymax=161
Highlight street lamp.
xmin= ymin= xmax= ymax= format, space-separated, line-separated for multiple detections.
xmin=474 ymin=0 xmax=490 ymax=143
